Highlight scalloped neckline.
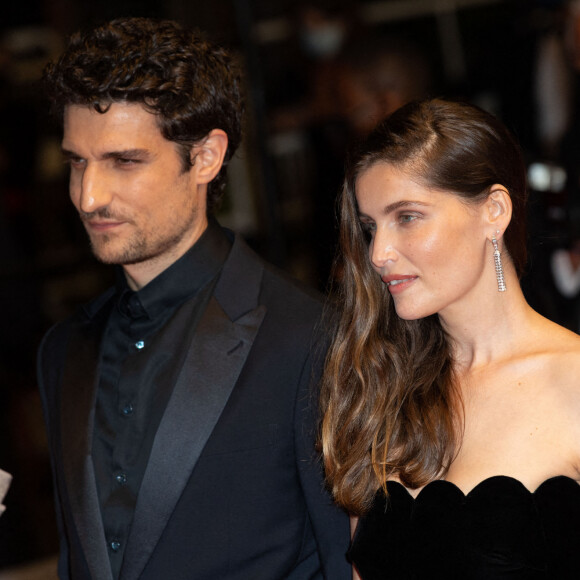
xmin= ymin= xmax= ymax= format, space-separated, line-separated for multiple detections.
xmin=386 ymin=474 xmax=580 ymax=500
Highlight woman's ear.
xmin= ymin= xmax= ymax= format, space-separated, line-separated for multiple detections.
xmin=191 ymin=129 xmax=229 ymax=184
xmin=485 ymin=184 xmax=512 ymax=240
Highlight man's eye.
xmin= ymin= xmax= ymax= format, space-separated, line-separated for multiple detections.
xmin=66 ymin=157 xmax=85 ymax=168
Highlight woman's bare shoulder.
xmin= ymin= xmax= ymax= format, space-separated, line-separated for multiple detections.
xmin=530 ymin=323 xmax=580 ymax=432
xmin=518 ymin=315 xmax=580 ymax=393
xmin=532 ymin=314 xmax=580 ymax=355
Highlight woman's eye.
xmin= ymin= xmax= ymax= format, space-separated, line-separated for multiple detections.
xmin=399 ymin=214 xmax=417 ymax=224
xmin=360 ymin=221 xmax=376 ymax=233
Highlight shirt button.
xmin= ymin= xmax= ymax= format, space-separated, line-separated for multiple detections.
xmin=135 ymin=340 xmax=145 ymax=350
xmin=127 ymin=297 xmax=145 ymax=317
xmin=121 ymin=404 xmax=134 ymax=416
xmin=110 ymin=540 xmax=121 ymax=552
xmin=115 ymin=473 xmax=127 ymax=485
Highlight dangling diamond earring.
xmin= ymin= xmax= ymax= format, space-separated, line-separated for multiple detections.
xmin=492 ymin=231 xmax=506 ymax=292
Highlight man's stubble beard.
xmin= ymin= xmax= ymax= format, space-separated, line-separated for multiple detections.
xmin=88 ymin=230 xmax=148 ymax=265
xmin=84 ymin=207 xmax=201 ymax=267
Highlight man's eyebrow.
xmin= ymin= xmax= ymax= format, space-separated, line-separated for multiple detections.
xmin=102 ymin=149 xmax=150 ymax=160
xmin=60 ymin=148 xmax=150 ymax=159
xmin=61 ymin=148 xmax=78 ymax=158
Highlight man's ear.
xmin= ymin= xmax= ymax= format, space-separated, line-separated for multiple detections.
xmin=191 ymin=129 xmax=228 ymax=184
xmin=484 ymin=184 xmax=512 ymax=240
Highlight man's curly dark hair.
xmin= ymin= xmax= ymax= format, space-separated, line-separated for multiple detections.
xmin=43 ymin=16 xmax=244 ymax=213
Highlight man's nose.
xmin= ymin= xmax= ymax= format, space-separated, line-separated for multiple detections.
xmin=73 ymin=163 xmax=113 ymax=214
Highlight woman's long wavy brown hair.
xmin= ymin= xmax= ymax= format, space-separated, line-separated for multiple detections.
xmin=320 ymin=98 xmax=528 ymax=514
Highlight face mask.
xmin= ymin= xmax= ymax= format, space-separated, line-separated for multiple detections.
xmin=300 ymin=22 xmax=345 ymax=59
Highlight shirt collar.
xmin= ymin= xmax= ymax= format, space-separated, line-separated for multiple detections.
xmin=115 ymin=219 xmax=232 ymax=320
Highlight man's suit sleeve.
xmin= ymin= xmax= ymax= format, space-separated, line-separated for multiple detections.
xmin=37 ymin=324 xmax=71 ymax=580
xmin=294 ymin=332 xmax=351 ymax=579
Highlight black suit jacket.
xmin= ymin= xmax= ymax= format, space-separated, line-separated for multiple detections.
xmin=37 ymin=231 xmax=350 ymax=580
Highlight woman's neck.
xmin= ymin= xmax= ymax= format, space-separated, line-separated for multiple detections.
xmin=439 ymin=278 xmax=534 ymax=373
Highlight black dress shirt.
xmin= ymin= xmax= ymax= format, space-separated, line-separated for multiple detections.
xmin=92 ymin=220 xmax=231 ymax=578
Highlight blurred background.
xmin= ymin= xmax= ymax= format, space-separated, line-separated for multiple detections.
xmin=1 ymin=0 xmax=580 ymax=576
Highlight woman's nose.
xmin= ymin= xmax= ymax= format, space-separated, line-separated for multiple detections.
xmin=370 ymin=230 xmax=398 ymax=270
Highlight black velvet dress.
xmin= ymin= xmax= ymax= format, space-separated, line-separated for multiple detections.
xmin=348 ymin=476 xmax=580 ymax=579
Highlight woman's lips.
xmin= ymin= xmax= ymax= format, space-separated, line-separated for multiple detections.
xmin=381 ymin=275 xmax=418 ymax=294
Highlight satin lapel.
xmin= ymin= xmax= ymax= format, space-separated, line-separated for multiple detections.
xmin=61 ymin=301 xmax=114 ymax=580
xmin=120 ymin=296 xmax=266 ymax=580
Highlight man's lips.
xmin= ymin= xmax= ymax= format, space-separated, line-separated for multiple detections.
xmin=84 ymin=219 xmax=126 ymax=232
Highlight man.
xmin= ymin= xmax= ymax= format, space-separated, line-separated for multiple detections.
xmin=37 ymin=17 xmax=349 ymax=580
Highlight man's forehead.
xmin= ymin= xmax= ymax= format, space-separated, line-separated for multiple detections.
xmin=62 ymin=102 xmax=164 ymax=147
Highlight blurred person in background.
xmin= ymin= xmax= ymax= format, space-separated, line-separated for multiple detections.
xmin=0 ymin=470 xmax=11 ymax=516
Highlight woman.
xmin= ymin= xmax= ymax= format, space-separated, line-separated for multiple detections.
xmin=320 ymin=98 xmax=580 ymax=579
